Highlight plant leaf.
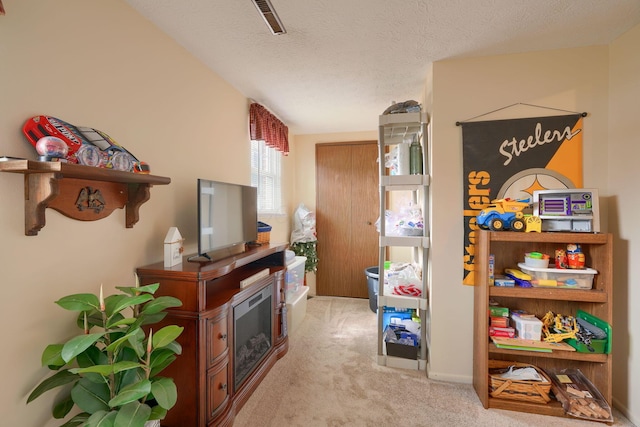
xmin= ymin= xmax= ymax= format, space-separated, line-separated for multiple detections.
xmin=113 ymin=401 xmax=151 ymax=427
xmin=77 ymin=345 xmax=108 ymax=369
xmin=117 ymin=364 xmax=145 ymax=391
xmin=148 ymin=405 xmax=167 ymax=420
xmin=150 ymin=354 xmax=176 ymax=378
xmin=108 ymin=317 xmax=137 ymax=328
xmin=71 ymin=376 xmax=110 ymax=414
xmin=124 ymin=328 xmax=146 ymax=358
xmin=152 ymin=325 xmax=184 ymax=348
xmin=56 ymin=294 xmax=101 ymax=311
xmin=141 ymin=296 xmax=183 ymax=315
xmin=117 ymin=283 xmax=159 ymax=295
xmin=61 ymin=333 xmax=104 ymax=363
xmin=85 ymin=409 xmax=117 ymax=427
xmin=112 ymin=361 xmax=144 ymax=375
xmin=149 ymin=349 xmax=176 ymax=370
xmin=138 ymin=312 xmax=167 ymax=327
xmin=150 ymin=377 xmax=177 ymax=410
xmin=109 ymin=379 xmax=151 ymax=408
xmin=104 ymin=294 xmax=127 ymax=317
xmin=53 ymin=393 xmax=75 ymax=419
xmin=27 ymin=370 xmax=78 ymax=403
xmin=106 ymin=328 xmax=141 ymax=354
xmin=163 ymin=340 xmax=182 ymax=356
xmin=41 ymin=343 xmax=65 ymax=368
xmin=60 ymin=412 xmax=90 ymax=427
xmin=69 ymin=365 xmax=112 ymax=376
xmin=84 ymin=310 xmax=105 ymax=329
xmin=71 ymin=360 xmax=141 ymax=376
xmin=109 ymin=295 xmax=154 ymax=318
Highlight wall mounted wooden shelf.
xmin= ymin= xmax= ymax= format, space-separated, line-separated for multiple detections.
xmin=0 ymin=159 xmax=171 ymax=235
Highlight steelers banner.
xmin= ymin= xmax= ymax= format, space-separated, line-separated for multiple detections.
xmin=461 ymin=114 xmax=584 ymax=286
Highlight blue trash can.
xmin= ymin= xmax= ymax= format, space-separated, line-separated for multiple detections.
xmin=364 ymin=266 xmax=379 ymax=313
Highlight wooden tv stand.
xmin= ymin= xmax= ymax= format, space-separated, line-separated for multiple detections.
xmin=136 ymin=243 xmax=289 ymax=427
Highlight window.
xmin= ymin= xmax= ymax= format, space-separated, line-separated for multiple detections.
xmin=251 ymin=139 xmax=283 ymax=214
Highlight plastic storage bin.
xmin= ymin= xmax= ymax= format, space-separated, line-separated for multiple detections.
xmin=518 ymin=263 xmax=597 ymax=289
xmin=286 ymin=286 xmax=309 ymax=334
xmin=511 ymin=314 xmax=543 ymax=340
xmin=285 ymin=256 xmax=306 ymax=299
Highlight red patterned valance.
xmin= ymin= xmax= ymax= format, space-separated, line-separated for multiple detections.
xmin=249 ymin=103 xmax=289 ymax=155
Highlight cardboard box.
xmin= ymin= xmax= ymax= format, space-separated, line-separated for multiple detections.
xmin=494 ymin=276 xmax=515 ymax=287
xmin=489 ymin=326 xmax=516 ymax=338
xmin=489 ymin=306 xmax=509 ymax=317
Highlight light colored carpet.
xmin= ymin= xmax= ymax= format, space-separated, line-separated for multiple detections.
xmin=233 ymin=296 xmax=635 ymax=427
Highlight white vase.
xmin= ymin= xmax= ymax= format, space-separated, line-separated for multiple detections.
xmin=145 ymin=420 xmax=161 ymax=427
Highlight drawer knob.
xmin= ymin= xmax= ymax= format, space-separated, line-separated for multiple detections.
xmin=219 ymin=333 xmax=227 ymax=340
xmin=220 ymin=383 xmax=227 ymax=391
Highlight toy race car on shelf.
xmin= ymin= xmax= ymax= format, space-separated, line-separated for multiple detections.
xmin=22 ymin=115 xmax=150 ymax=173
xmin=476 ymin=198 xmax=530 ymax=231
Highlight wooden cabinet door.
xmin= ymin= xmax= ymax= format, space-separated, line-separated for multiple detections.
xmin=207 ymin=362 xmax=229 ymax=421
xmin=316 ymin=142 xmax=379 ymax=298
xmin=207 ymin=314 xmax=228 ymax=365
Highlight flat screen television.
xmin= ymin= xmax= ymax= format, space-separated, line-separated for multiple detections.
xmin=196 ymin=179 xmax=258 ymax=261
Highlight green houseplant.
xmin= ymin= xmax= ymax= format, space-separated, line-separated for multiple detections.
xmin=27 ymin=282 xmax=184 ymax=427
xmin=290 ymin=241 xmax=318 ymax=274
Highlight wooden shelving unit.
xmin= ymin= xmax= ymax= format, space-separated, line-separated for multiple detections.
xmin=473 ymin=230 xmax=613 ymax=418
xmin=0 ymin=159 xmax=170 ymax=235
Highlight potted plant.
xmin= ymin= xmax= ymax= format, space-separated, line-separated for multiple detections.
xmin=27 ymin=282 xmax=184 ymax=427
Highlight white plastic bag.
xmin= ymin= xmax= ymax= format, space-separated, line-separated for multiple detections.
xmin=290 ymin=203 xmax=317 ymax=243
xmin=376 ymin=199 xmax=424 ymax=236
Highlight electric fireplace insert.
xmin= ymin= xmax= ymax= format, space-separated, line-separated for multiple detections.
xmin=233 ymin=283 xmax=273 ymax=390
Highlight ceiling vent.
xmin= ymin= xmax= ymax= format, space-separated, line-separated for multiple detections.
xmin=251 ymin=0 xmax=287 ymax=35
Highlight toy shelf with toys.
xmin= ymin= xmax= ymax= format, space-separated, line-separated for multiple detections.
xmin=473 ymin=230 xmax=613 ymax=421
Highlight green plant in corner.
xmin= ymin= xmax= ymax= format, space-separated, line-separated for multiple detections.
xmin=27 ymin=282 xmax=184 ymax=427
xmin=290 ymin=241 xmax=318 ymax=274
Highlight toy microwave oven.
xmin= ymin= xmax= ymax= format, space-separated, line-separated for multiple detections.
xmin=532 ymin=188 xmax=600 ymax=233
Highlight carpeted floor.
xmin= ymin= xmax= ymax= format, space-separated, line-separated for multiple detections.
xmin=233 ymin=296 xmax=635 ymax=427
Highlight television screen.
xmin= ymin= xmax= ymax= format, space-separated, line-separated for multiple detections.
xmin=197 ymin=179 xmax=258 ymax=258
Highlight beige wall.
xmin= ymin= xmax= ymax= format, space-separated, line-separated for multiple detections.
xmin=0 ymin=2 xmax=291 ymax=425
xmin=608 ymin=23 xmax=640 ymax=423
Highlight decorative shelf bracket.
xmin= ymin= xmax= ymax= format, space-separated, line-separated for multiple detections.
xmin=126 ymin=182 xmax=152 ymax=229
xmin=1 ymin=160 xmax=170 ymax=235
xmin=25 ymin=172 xmax=59 ymax=236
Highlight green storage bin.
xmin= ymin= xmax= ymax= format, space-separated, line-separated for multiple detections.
xmin=566 ymin=309 xmax=611 ymax=354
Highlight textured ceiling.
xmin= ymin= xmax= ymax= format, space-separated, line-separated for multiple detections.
xmin=123 ymin=0 xmax=640 ymax=135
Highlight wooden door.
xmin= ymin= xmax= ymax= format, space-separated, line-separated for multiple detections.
xmin=316 ymin=141 xmax=379 ymax=298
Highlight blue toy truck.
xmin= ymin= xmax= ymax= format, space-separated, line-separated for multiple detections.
xmin=476 ymin=198 xmax=530 ymax=231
